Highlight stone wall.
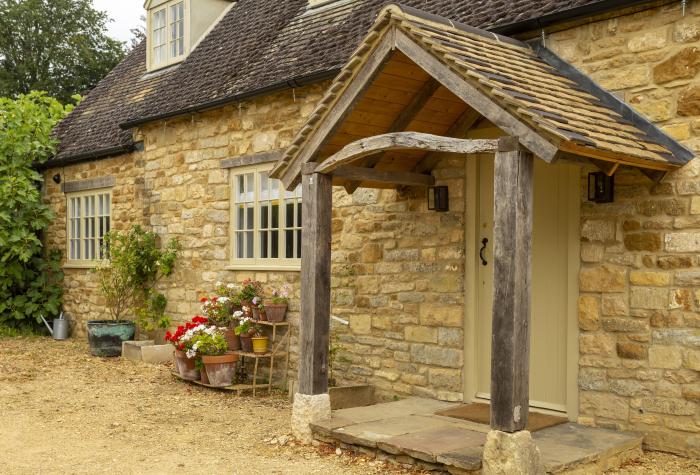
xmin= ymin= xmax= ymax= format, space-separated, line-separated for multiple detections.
xmin=42 ymin=83 xmax=466 ymax=400
xmin=43 ymin=151 xmax=148 ymax=334
xmin=548 ymin=2 xmax=700 ymax=457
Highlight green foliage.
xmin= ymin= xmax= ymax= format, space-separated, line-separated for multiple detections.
xmin=0 ymin=0 xmax=126 ymax=102
xmin=0 ymin=92 xmax=72 ymax=327
xmin=191 ymin=330 xmax=228 ymax=357
xmin=93 ymin=225 xmax=180 ymax=324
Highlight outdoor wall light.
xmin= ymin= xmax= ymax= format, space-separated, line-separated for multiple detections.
xmin=52 ymin=173 xmax=61 ymax=184
xmin=588 ymin=171 xmax=614 ymax=203
xmin=428 ymin=185 xmax=449 ymax=212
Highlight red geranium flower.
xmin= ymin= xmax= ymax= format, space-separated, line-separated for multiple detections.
xmin=200 ymin=297 xmax=208 ymax=303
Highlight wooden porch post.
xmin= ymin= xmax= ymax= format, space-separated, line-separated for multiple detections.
xmin=298 ymin=166 xmax=332 ymax=395
xmin=490 ymin=137 xmax=534 ymax=433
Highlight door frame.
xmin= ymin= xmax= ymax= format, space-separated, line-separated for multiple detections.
xmin=462 ymin=155 xmax=581 ymax=421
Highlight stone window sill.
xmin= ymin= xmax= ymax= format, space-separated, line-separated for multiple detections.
xmin=224 ymin=265 xmax=300 ymax=273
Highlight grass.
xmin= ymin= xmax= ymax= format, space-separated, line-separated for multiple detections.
xmin=0 ymin=324 xmax=44 ymax=338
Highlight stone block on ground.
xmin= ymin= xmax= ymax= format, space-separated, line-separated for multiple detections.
xmin=121 ymin=340 xmax=154 ymax=362
xmin=482 ymin=430 xmax=545 ymax=475
xmin=141 ymin=344 xmax=174 ymax=364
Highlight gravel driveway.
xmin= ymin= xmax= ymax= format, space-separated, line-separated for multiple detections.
xmin=0 ymin=336 xmax=697 ymax=474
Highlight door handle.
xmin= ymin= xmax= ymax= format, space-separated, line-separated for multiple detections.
xmin=480 ymin=238 xmax=488 ymax=266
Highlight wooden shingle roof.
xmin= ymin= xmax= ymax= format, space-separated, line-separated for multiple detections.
xmin=272 ymin=4 xmax=693 ymax=188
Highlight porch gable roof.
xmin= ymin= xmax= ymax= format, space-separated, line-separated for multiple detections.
xmin=271 ymin=4 xmax=694 ymax=189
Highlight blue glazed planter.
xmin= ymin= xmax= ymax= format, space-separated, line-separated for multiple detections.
xmin=86 ymin=320 xmax=136 ymax=357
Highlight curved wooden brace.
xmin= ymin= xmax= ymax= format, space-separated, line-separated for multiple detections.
xmin=313 ymin=132 xmax=498 ymax=175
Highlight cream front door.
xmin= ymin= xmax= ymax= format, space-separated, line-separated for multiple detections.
xmin=474 ymin=155 xmax=578 ymax=414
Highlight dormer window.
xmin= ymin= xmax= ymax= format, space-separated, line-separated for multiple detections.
xmin=146 ymin=0 xmax=189 ymax=71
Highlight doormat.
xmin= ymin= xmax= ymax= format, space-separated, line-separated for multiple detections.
xmin=435 ymin=403 xmax=567 ymax=432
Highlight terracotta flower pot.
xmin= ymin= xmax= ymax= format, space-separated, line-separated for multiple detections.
xmin=222 ymin=327 xmax=241 ymax=351
xmin=264 ymin=302 xmax=287 ymax=323
xmin=174 ymin=350 xmax=200 ymax=381
xmin=240 ymin=334 xmax=253 ymax=353
xmin=252 ymin=305 xmax=267 ymax=321
xmin=252 ymin=336 xmax=269 ymax=354
xmin=202 ymin=353 xmax=239 ymax=387
xmin=200 ymin=365 xmax=210 ymax=385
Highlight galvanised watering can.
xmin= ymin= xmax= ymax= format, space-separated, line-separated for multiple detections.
xmin=41 ymin=312 xmax=71 ymax=340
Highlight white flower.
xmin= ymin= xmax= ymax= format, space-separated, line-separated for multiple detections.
xmin=227 ymin=283 xmax=237 ymax=289
xmin=233 ymin=310 xmax=243 ymax=318
xmin=215 ymin=281 xmax=223 ymax=288
xmin=218 ymin=296 xmax=229 ymax=303
xmin=186 ymin=349 xmax=196 ymax=359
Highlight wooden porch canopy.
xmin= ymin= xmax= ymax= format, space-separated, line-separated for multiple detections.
xmin=275 ymin=4 xmax=693 ymax=435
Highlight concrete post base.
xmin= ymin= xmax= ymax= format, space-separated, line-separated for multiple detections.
xmin=482 ymin=429 xmax=545 ymax=475
xmin=291 ymin=393 xmax=331 ymax=444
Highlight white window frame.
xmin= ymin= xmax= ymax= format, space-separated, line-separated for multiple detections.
xmin=147 ymin=0 xmax=189 ymax=71
xmin=228 ymin=164 xmax=302 ymax=271
xmin=65 ymin=188 xmax=112 ymax=268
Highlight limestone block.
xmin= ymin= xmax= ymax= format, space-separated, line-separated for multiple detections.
xmin=578 ymin=296 xmax=600 ymax=331
xmin=141 ymin=344 xmax=174 ymax=364
xmin=580 ymin=391 xmax=629 ymax=420
xmin=580 ymin=333 xmax=616 ymax=356
xmin=291 ymin=393 xmax=331 ymax=444
xmin=624 ymin=232 xmax=661 ymax=252
xmin=579 ymin=265 xmax=626 ymax=292
xmin=121 ymin=340 xmax=154 ymax=362
xmin=630 ymin=287 xmax=668 ymax=310
xmin=602 ymin=295 xmax=629 ymax=316
xmin=349 ymin=314 xmax=372 ymax=335
xmin=641 ymin=397 xmax=696 ymax=416
xmin=653 ymin=47 xmax=700 ymax=83
xmin=685 ymin=349 xmax=700 ymax=371
xmin=428 ymin=367 xmax=462 ymax=392
xmin=405 ymin=326 xmax=438 ymax=343
xmin=630 ymin=271 xmax=671 ymax=286
xmin=482 ymin=430 xmax=545 ymax=475
xmin=649 ymin=346 xmax=683 ymax=369
xmin=616 ymin=342 xmax=647 ymax=360
xmin=581 ymin=219 xmax=616 ymax=242
xmin=419 ymin=304 xmax=462 ymax=327
xmin=678 ymin=85 xmax=700 ymax=116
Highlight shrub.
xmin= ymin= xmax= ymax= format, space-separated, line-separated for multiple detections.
xmin=0 ymin=92 xmax=76 ymax=327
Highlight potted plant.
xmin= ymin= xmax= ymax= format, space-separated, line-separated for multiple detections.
xmin=264 ymin=284 xmax=290 ymax=323
xmin=235 ymin=314 xmax=256 ymax=352
xmin=166 ymin=316 xmax=208 ymax=381
xmin=215 ymin=281 xmax=243 ymax=313
xmin=251 ymin=325 xmax=269 ymax=354
xmin=239 ymin=278 xmax=263 ymax=317
xmin=252 ymin=296 xmax=266 ymax=321
xmin=190 ymin=327 xmax=238 ymax=387
xmin=201 ymin=296 xmax=241 ymax=351
xmin=91 ymin=225 xmax=179 ymax=356
xmin=135 ymin=290 xmax=171 ymax=344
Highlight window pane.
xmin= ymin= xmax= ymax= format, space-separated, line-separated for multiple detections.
xmin=297 ymin=202 xmax=302 ymax=227
xmin=271 ymin=203 xmax=279 ymax=228
xmin=260 ymin=172 xmax=269 ymax=201
xmin=260 ymin=232 xmax=268 ymax=258
xmin=236 ymin=233 xmax=244 ymax=258
xmin=270 ymin=179 xmax=279 ymax=200
xmin=236 ymin=175 xmax=245 ymax=202
xmin=246 ymin=205 xmax=254 ymax=230
xmin=246 ymin=231 xmax=253 ymax=258
xmin=245 ymin=173 xmax=254 ymax=201
xmin=285 ymin=201 xmax=294 ymax=227
xmin=271 ymin=231 xmax=279 ymax=258
xmin=285 ymin=230 xmax=294 ymax=258
xmin=260 ymin=204 xmax=268 ymax=229
xmin=237 ymin=206 xmax=244 ymax=230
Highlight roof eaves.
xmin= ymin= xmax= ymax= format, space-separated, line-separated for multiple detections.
xmin=41 ymin=144 xmax=135 ymax=170
xmin=533 ymin=42 xmax=694 ymax=166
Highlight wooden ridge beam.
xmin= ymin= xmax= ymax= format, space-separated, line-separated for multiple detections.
xmin=332 ymin=165 xmax=435 ymax=188
xmin=314 ymin=131 xmax=498 ymax=175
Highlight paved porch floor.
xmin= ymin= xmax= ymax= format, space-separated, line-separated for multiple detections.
xmin=311 ymin=397 xmax=643 ymax=474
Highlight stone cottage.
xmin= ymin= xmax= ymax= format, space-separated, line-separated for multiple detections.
xmin=44 ymin=0 xmax=700 ymax=458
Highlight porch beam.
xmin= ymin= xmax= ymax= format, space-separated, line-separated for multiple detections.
xmin=333 ymin=165 xmax=435 ymax=188
xmin=314 ymin=132 xmax=497 ymax=175
xmin=490 ymin=136 xmax=534 ymax=433
xmin=298 ymin=167 xmax=333 ymax=395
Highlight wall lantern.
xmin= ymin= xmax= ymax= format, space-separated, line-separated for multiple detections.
xmin=428 ymin=186 xmax=449 ymax=212
xmin=588 ymin=172 xmax=614 ymax=203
